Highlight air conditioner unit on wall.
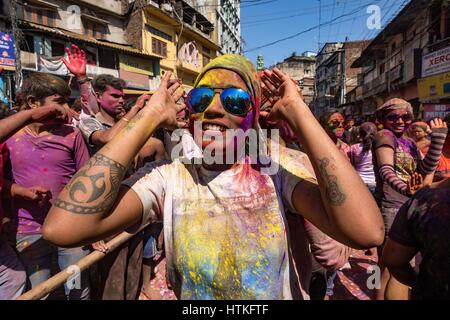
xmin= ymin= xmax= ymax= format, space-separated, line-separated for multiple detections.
xmin=161 ymin=3 xmax=173 ymax=12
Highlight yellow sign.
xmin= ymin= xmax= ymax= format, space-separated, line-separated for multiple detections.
xmin=418 ymin=71 xmax=450 ymax=101
xmin=119 ymin=54 xmax=154 ymax=76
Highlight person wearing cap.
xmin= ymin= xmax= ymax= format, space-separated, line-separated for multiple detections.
xmin=43 ymin=55 xmax=384 ymax=300
xmin=372 ymin=98 xmax=448 ymax=300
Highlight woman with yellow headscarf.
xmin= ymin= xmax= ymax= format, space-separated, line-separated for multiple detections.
xmin=43 ymin=55 xmax=384 ymax=300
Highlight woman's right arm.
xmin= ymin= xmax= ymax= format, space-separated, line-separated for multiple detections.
xmin=43 ymin=73 xmax=185 ymax=247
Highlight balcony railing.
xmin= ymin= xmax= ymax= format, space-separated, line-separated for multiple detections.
xmin=362 ymin=72 xmax=388 ymax=98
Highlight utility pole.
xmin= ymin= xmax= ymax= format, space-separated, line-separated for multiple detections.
xmin=9 ymin=0 xmax=22 ymax=92
xmin=318 ymin=0 xmax=322 ymax=52
xmin=340 ymin=48 xmax=346 ymax=106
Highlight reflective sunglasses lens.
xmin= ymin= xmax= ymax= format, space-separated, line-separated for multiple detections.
xmin=188 ymin=88 xmax=214 ymax=113
xmin=221 ymin=89 xmax=252 ymax=116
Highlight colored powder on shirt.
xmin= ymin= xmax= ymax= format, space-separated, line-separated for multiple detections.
xmin=6 ymin=126 xmax=89 ymax=234
xmin=350 ymin=143 xmax=376 ymax=186
xmin=124 ymin=147 xmax=317 ymax=300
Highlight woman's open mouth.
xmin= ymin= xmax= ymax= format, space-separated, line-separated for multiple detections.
xmin=203 ymin=123 xmax=229 ymax=133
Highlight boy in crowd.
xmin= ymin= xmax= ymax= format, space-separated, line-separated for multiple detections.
xmin=1 ymin=102 xmax=77 ymax=300
xmin=4 ymin=73 xmax=90 ymax=299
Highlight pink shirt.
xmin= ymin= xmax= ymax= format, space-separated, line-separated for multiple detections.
xmin=6 ymin=126 xmax=89 ymax=234
xmin=0 ymin=143 xmax=8 ymax=233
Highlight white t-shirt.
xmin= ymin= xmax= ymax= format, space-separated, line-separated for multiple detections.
xmin=123 ymin=148 xmax=317 ymax=300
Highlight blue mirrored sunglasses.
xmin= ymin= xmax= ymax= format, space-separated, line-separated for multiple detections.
xmin=186 ymin=87 xmax=253 ymax=117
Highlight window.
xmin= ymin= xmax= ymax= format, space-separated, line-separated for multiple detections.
xmin=98 ymin=48 xmax=115 ymax=69
xmin=152 ymin=38 xmax=167 ymax=57
xmin=20 ymin=35 xmax=35 ymax=52
xmin=379 ymin=63 xmax=385 ymax=75
xmin=146 ymin=25 xmax=172 ymax=42
xmin=84 ymin=21 xmax=106 ymax=40
xmin=203 ymin=54 xmax=210 ymax=66
xmin=391 ymin=42 xmax=397 ymax=53
xmin=51 ymin=41 xmax=65 ymax=57
xmin=203 ymin=47 xmax=211 ymax=66
xmin=24 ymin=6 xmax=55 ymax=27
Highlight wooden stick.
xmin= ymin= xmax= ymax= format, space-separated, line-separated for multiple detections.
xmin=17 ymin=224 xmax=149 ymax=300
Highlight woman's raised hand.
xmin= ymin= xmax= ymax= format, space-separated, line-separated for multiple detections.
xmin=260 ymin=68 xmax=304 ymax=123
xmin=145 ymin=72 xmax=186 ymax=130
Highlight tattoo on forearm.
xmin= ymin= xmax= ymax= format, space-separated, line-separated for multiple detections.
xmin=318 ymin=158 xmax=346 ymax=206
xmin=55 ymin=154 xmax=126 ymax=215
xmin=124 ymin=112 xmax=144 ymax=132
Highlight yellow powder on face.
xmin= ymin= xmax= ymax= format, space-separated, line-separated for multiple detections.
xmin=197 ymin=69 xmax=248 ymax=91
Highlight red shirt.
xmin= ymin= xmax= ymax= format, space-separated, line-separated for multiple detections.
xmin=436 ymin=155 xmax=450 ymax=181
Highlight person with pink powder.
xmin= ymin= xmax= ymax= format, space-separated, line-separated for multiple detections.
xmin=4 ymin=73 xmax=91 ymax=299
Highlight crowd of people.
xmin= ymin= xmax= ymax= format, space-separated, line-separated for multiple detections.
xmin=0 ymin=45 xmax=449 ymax=300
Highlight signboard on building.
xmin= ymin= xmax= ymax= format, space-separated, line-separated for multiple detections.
xmin=390 ymin=63 xmax=403 ymax=82
xmin=119 ymin=69 xmax=150 ymax=91
xmin=418 ymin=71 xmax=450 ymax=101
xmin=422 ymin=46 xmax=450 ymax=78
xmin=0 ymin=32 xmax=15 ymax=70
xmin=86 ymin=65 xmax=119 ymax=78
xmin=178 ymin=42 xmax=200 ymax=69
xmin=423 ymin=104 xmax=450 ymax=121
xmin=119 ymin=54 xmax=154 ymax=76
xmin=21 ymin=51 xmax=38 ymax=71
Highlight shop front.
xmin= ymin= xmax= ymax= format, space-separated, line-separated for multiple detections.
xmin=0 ymin=32 xmax=15 ymax=106
xmin=119 ymin=54 xmax=160 ymax=96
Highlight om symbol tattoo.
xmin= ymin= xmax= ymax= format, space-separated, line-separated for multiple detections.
xmin=318 ymin=158 xmax=346 ymax=206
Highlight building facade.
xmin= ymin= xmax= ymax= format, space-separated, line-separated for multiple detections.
xmin=314 ymin=42 xmax=343 ymax=117
xmin=128 ymin=0 xmax=220 ymax=90
xmin=1 ymin=0 xmax=163 ymax=103
xmin=350 ymin=0 xmax=439 ymax=121
xmin=214 ymin=0 xmax=241 ymax=54
xmin=313 ymin=41 xmax=369 ymax=117
xmin=275 ymin=52 xmax=316 ymax=106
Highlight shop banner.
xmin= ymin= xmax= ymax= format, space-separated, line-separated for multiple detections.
xmin=422 ymin=46 xmax=450 ymax=78
xmin=418 ymin=72 xmax=450 ymax=101
xmin=423 ymin=104 xmax=450 ymax=121
xmin=38 ymin=55 xmax=68 ymax=75
xmin=0 ymin=32 xmax=15 ymax=69
xmin=119 ymin=54 xmax=154 ymax=76
xmin=119 ymin=69 xmax=150 ymax=90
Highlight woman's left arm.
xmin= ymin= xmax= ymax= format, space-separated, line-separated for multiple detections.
xmin=262 ymin=68 xmax=384 ymax=249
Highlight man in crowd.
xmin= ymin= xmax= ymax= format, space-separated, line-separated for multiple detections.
xmin=63 ymin=44 xmax=152 ymax=300
xmin=383 ymin=178 xmax=450 ymax=299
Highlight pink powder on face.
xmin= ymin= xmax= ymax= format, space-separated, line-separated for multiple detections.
xmin=99 ymin=86 xmax=124 ymax=115
xmin=240 ymin=112 xmax=254 ymax=131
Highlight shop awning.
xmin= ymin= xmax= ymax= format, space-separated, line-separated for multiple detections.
xmin=19 ymin=21 xmax=162 ymax=60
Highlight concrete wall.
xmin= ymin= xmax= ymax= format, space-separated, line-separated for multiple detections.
xmin=21 ymin=0 xmax=127 ymax=44
xmin=76 ymin=0 xmax=127 ymax=15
